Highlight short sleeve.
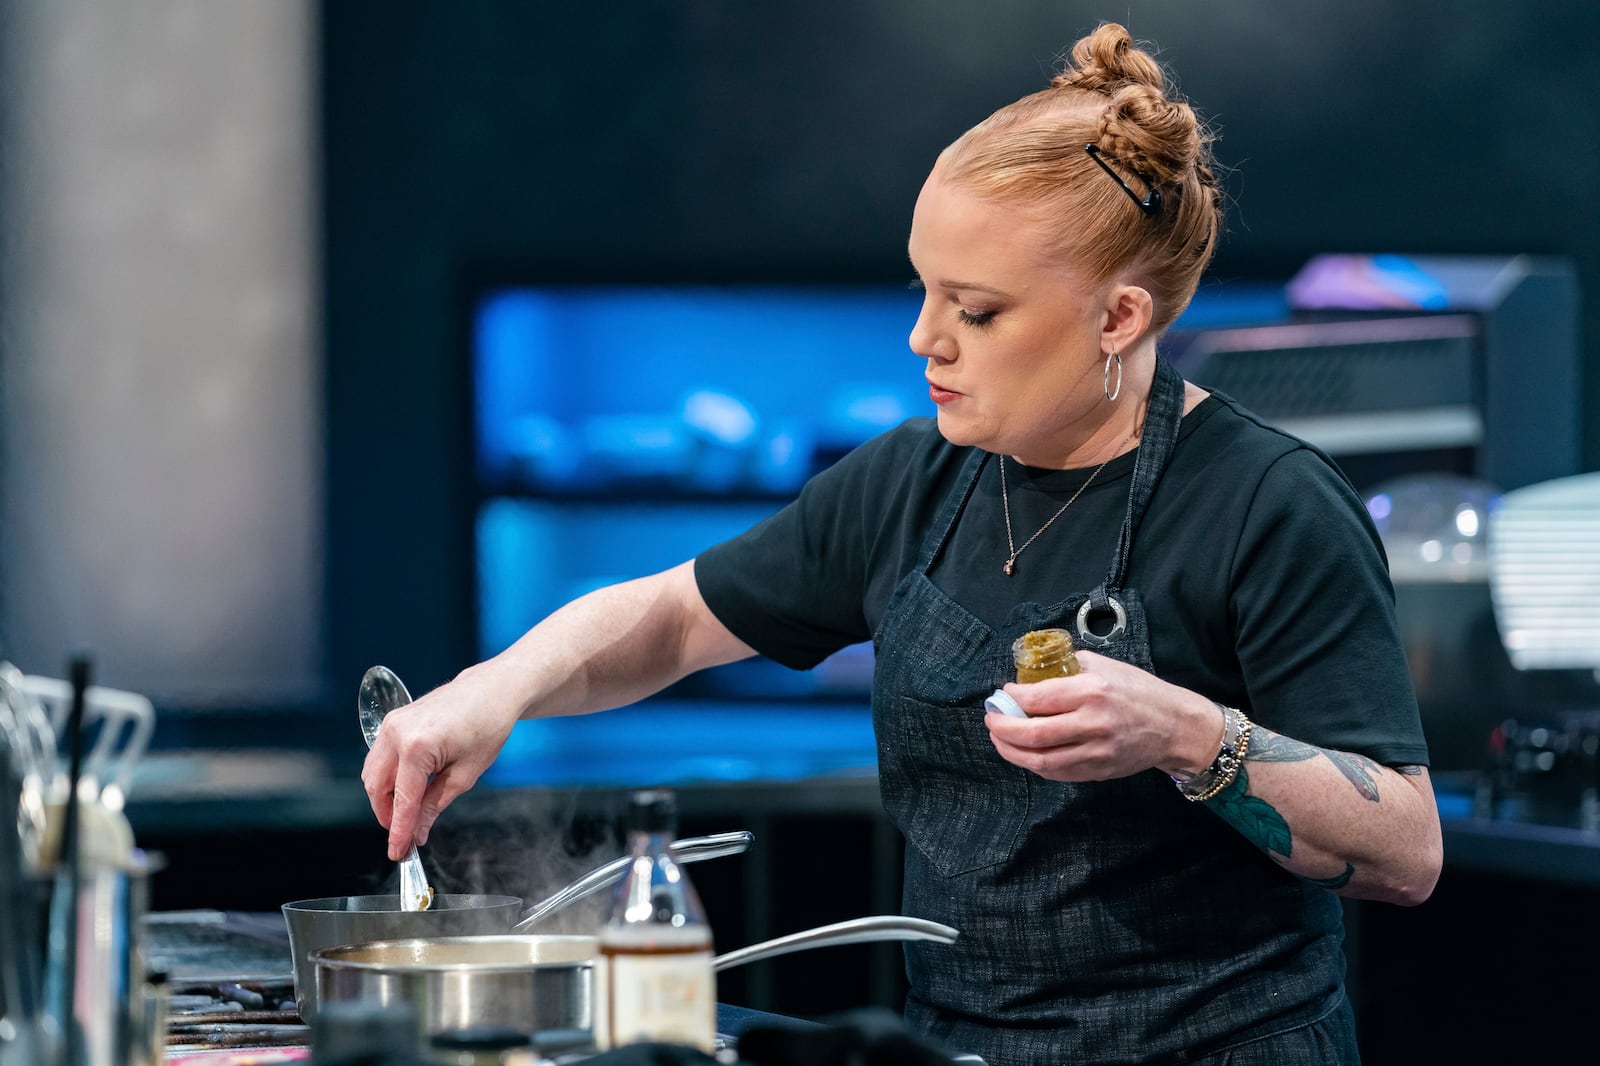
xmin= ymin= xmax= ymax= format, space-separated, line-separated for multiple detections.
xmin=695 ymin=437 xmax=880 ymax=670
xmin=1227 ymin=448 xmax=1430 ymax=767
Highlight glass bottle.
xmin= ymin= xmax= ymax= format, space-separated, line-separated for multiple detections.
xmin=595 ymin=789 xmax=716 ymax=1053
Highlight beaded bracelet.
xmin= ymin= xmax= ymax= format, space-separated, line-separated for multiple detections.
xmin=1173 ymin=704 xmax=1252 ymax=802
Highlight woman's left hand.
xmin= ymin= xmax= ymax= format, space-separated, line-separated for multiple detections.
xmin=984 ymin=649 xmax=1221 ymax=782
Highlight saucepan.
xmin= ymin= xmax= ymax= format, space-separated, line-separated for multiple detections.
xmin=282 ymin=830 xmax=753 ymax=1019
xmin=311 ymin=915 xmax=960 ymax=1041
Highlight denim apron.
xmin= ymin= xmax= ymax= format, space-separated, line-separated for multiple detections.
xmin=871 ymin=357 xmax=1356 ymax=1065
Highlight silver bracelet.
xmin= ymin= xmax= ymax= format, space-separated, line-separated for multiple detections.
xmin=1172 ymin=703 xmax=1252 ymax=802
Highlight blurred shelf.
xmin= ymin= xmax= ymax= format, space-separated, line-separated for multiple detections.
xmin=1276 ymin=405 xmax=1483 ymax=456
xmin=1436 ymin=787 xmax=1600 ymax=888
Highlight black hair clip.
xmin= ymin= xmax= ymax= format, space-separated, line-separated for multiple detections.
xmin=1084 ymin=143 xmax=1161 ymax=216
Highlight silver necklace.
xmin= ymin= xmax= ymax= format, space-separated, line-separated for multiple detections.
xmin=999 ymin=453 xmax=1114 ymax=576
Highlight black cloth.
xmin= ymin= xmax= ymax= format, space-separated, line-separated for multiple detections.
xmin=696 ymin=394 xmax=1427 ymax=766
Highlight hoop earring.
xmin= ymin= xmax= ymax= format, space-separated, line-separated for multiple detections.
xmin=1103 ymin=352 xmax=1123 ymax=402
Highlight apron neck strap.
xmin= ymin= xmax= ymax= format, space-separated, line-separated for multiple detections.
xmin=1095 ymin=354 xmax=1186 ymax=603
xmin=917 ymin=448 xmax=988 ymax=575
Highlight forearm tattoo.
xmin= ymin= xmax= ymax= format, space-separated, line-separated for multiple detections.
xmin=1248 ymin=731 xmax=1382 ymax=801
xmin=1206 ymin=727 xmax=1409 ymax=892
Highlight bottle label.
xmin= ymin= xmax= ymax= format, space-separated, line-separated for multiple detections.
xmin=605 ymin=950 xmax=716 ymax=1052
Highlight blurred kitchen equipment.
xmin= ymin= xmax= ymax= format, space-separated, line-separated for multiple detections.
xmin=54 ymin=851 xmax=162 ymax=1066
xmin=1366 ymin=472 xmax=1499 ymax=584
xmin=1486 ymin=471 xmax=1600 ymax=673
xmin=0 ymin=662 xmax=54 ymax=869
xmin=357 ymin=666 xmax=434 ymax=912
xmin=0 ymin=719 xmax=47 ymax=1066
xmin=29 ymin=656 xmax=163 ymax=1066
xmin=1 ymin=662 xmax=152 ymax=874
xmin=511 ymin=829 xmax=752 ymax=932
xmin=1476 ymin=711 xmax=1600 ymax=828
xmin=18 ymin=671 xmax=153 ymax=813
xmin=1475 ymin=472 xmax=1600 ymax=824
xmin=312 ymin=916 xmax=960 ymax=1044
xmin=42 ymin=657 xmax=91 ymax=1066
xmin=12 ymin=667 xmax=145 ymax=876
xmin=1363 ymin=473 xmax=1524 ymax=771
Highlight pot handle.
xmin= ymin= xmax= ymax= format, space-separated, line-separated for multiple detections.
xmin=713 ymin=916 xmax=960 ymax=972
xmin=513 ymin=830 xmax=754 ymax=931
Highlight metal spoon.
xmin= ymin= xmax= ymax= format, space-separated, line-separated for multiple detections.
xmin=358 ymin=665 xmax=434 ymax=912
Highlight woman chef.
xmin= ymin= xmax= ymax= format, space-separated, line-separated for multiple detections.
xmin=362 ymin=23 xmax=1441 ymax=1065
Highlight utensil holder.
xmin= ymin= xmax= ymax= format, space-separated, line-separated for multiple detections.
xmin=41 ymin=850 xmax=162 ymax=1066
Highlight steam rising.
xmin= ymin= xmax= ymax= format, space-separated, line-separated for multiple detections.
xmin=380 ymin=788 xmax=627 ymax=935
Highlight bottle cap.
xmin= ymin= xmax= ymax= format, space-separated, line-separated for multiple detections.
xmin=984 ymin=689 xmax=1028 ymax=718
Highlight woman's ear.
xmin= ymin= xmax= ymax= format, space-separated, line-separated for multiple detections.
xmin=1101 ymin=284 xmax=1154 ymax=353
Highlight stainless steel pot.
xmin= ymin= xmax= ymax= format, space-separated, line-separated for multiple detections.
xmin=311 ymin=916 xmax=960 ymax=1041
xmin=283 ymin=894 xmax=524 ymax=1020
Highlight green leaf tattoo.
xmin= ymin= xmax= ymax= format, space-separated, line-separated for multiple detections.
xmin=1306 ymin=863 xmax=1355 ymax=890
xmin=1206 ymin=766 xmax=1361 ymax=891
xmin=1208 ymin=767 xmax=1293 ymax=858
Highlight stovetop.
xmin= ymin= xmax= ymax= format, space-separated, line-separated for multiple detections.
xmin=143 ymin=911 xmax=308 ymax=1055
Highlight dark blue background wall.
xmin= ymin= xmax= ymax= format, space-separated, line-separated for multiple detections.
xmin=321 ymin=0 xmax=1600 ymax=692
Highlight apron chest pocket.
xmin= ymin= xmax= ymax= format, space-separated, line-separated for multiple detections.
xmin=875 ymin=693 xmax=1032 ymax=877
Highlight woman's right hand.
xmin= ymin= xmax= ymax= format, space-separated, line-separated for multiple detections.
xmin=360 ymin=661 xmax=523 ymax=862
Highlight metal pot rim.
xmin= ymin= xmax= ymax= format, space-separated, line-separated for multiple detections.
xmin=285 ymin=894 xmax=523 ymax=913
xmin=310 ymin=933 xmax=598 ymax=973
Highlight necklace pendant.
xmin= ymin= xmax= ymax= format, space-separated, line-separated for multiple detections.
xmin=1003 ymin=559 xmax=1016 ymax=576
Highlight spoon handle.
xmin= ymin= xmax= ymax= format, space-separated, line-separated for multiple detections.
xmin=512 ymin=830 xmax=753 ymax=930
xmin=398 ymin=844 xmax=433 ymax=911
xmin=712 ymin=916 xmax=960 ymax=972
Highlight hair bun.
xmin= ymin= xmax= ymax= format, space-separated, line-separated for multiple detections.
xmin=1049 ymin=22 xmax=1165 ymax=96
xmin=1051 ymin=22 xmax=1208 ymax=187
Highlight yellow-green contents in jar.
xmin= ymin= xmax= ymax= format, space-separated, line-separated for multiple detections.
xmin=1012 ymin=628 xmax=1081 ymax=683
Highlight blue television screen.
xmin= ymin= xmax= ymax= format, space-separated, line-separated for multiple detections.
xmin=466 ymin=280 xmax=1287 ymax=787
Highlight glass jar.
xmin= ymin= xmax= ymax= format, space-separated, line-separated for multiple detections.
xmin=1011 ymin=628 xmax=1081 ymax=683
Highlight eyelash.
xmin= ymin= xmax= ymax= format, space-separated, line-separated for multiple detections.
xmin=909 ymin=277 xmax=996 ymax=328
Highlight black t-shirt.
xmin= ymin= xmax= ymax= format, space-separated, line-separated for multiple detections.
xmin=697 ymin=394 xmax=1429 ymax=766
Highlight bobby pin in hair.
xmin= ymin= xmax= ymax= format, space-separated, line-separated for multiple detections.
xmin=1084 ymin=143 xmax=1162 ymax=216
